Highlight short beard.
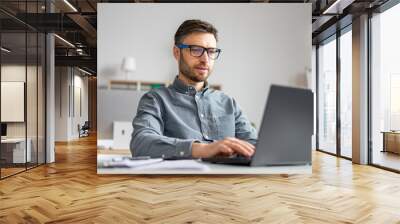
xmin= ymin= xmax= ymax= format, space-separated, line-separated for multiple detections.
xmin=179 ymin=53 xmax=210 ymax=83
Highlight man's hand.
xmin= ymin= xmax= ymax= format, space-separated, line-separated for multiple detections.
xmin=192 ymin=137 xmax=255 ymax=159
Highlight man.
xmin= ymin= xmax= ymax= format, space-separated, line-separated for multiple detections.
xmin=130 ymin=19 xmax=257 ymax=159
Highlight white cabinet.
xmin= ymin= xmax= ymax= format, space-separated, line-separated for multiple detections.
xmin=1 ymin=138 xmax=32 ymax=163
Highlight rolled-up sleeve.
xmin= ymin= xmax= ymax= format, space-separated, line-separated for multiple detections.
xmin=232 ymin=98 xmax=258 ymax=146
xmin=130 ymin=92 xmax=194 ymax=158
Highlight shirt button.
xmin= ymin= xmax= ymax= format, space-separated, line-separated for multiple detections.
xmin=180 ymin=151 xmax=184 ymax=156
xmin=162 ymin=154 xmax=165 ymax=158
xmin=204 ymin=135 xmax=209 ymax=139
xmin=200 ymin=114 xmax=204 ymax=118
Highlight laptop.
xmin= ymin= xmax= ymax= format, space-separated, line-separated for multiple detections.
xmin=113 ymin=121 xmax=133 ymax=150
xmin=202 ymin=85 xmax=314 ymax=166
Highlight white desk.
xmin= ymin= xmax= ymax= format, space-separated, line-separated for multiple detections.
xmin=1 ymin=138 xmax=31 ymax=163
xmin=97 ymin=155 xmax=312 ymax=175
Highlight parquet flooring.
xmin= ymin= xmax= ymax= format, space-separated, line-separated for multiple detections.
xmin=1 ymin=167 xmax=26 ymax=178
xmin=1 ymin=134 xmax=400 ymax=223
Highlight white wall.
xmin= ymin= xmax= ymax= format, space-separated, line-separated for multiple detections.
xmin=1 ymin=64 xmax=46 ymax=163
xmin=98 ymin=3 xmax=312 ymax=129
xmin=72 ymin=74 xmax=89 ymax=138
xmin=55 ymin=67 xmax=89 ymax=141
xmin=55 ymin=67 xmax=69 ymax=141
xmin=1 ymin=65 xmax=39 ymax=137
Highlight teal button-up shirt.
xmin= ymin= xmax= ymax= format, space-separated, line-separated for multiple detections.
xmin=130 ymin=76 xmax=258 ymax=158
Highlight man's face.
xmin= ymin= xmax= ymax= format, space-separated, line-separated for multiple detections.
xmin=173 ymin=32 xmax=217 ymax=83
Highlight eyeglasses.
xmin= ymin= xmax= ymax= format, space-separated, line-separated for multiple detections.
xmin=176 ymin=44 xmax=222 ymax=60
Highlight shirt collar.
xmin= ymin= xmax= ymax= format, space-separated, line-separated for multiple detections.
xmin=171 ymin=76 xmax=209 ymax=96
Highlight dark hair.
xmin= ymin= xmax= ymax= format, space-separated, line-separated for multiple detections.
xmin=174 ymin=19 xmax=218 ymax=45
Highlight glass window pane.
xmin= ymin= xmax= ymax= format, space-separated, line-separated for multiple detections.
xmin=26 ymin=0 xmax=39 ymax=169
xmin=1 ymin=31 xmax=27 ymax=177
xmin=371 ymin=3 xmax=400 ymax=171
xmin=318 ymin=37 xmax=337 ymax=154
xmin=38 ymin=32 xmax=46 ymax=165
xmin=0 ymin=1 xmax=46 ymax=179
xmin=27 ymin=31 xmax=38 ymax=169
xmin=340 ymin=29 xmax=352 ymax=158
xmin=312 ymin=46 xmax=317 ymax=150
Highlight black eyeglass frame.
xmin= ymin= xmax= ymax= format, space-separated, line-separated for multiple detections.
xmin=176 ymin=44 xmax=222 ymax=60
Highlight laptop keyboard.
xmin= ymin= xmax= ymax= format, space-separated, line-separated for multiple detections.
xmin=202 ymin=154 xmax=252 ymax=165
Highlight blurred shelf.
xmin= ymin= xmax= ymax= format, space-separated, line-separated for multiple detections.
xmin=107 ymin=80 xmax=221 ymax=91
xmin=108 ymin=80 xmax=169 ymax=91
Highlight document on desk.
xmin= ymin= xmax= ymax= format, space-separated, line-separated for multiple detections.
xmin=135 ymin=160 xmax=210 ymax=171
xmin=97 ymin=155 xmax=210 ymax=171
xmin=99 ymin=158 xmax=163 ymax=168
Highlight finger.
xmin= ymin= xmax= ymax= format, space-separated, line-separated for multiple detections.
xmin=228 ymin=137 xmax=255 ymax=151
xmin=226 ymin=138 xmax=254 ymax=156
xmin=219 ymin=145 xmax=234 ymax=156
xmin=224 ymin=140 xmax=252 ymax=157
xmin=240 ymin=140 xmax=256 ymax=150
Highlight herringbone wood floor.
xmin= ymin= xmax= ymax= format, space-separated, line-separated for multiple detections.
xmin=1 ymin=135 xmax=400 ymax=224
